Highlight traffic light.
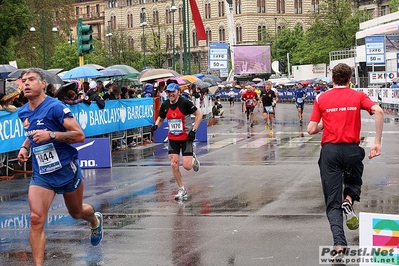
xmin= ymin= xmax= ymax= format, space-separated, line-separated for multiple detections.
xmin=77 ymin=18 xmax=95 ymax=55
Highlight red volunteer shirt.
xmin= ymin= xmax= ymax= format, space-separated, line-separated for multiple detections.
xmin=309 ymin=87 xmax=375 ymax=145
xmin=241 ymin=90 xmax=258 ymax=108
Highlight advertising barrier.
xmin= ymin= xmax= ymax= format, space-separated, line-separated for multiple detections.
xmin=0 ymin=98 xmax=154 ymax=153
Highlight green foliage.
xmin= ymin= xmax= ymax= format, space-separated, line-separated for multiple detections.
xmin=274 ymin=24 xmax=304 ymax=65
xmin=292 ymin=0 xmax=361 ymax=65
xmin=389 ymin=0 xmax=399 ymax=12
xmin=0 ymin=0 xmax=32 ymax=63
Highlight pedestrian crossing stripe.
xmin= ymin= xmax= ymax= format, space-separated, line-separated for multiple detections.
xmin=239 ymin=138 xmax=277 ymax=149
xmin=278 ymin=137 xmax=312 ymax=148
xmin=207 ymin=138 xmax=243 ymax=149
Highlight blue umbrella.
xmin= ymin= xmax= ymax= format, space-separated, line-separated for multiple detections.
xmin=62 ymin=66 xmax=102 ymax=80
xmin=100 ymin=68 xmax=127 ymax=78
xmin=0 ymin=65 xmax=17 ymax=79
xmin=321 ymin=77 xmax=332 ymax=83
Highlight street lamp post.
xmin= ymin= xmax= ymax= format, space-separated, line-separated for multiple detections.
xmin=171 ymin=1 xmax=177 ymax=71
xmin=29 ymin=12 xmax=58 ymax=69
xmin=140 ymin=8 xmax=147 ymax=69
xmin=105 ymin=21 xmax=112 ymax=66
xmin=274 ymin=17 xmax=278 ymax=62
xmin=68 ymin=29 xmax=75 ymax=45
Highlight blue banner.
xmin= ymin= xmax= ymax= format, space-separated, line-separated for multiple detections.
xmin=0 ymin=98 xmax=154 ymax=153
xmin=215 ymin=88 xmax=316 ymax=100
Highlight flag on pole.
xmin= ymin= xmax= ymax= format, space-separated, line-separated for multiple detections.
xmin=189 ymin=0 xmax=206 ymax=40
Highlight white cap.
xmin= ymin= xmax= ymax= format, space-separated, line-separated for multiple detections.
xmin=89 ymin=80 xmax=97 ymax=89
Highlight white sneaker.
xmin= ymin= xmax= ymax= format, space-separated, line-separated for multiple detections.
xmin=192 ymin=152 xmax=200 ymax=172
xmin=174 ymin=188 xmax=188 ymax=201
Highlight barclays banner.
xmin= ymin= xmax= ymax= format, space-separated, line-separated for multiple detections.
xmin=0 ymin=98 xmax=154 ymax=153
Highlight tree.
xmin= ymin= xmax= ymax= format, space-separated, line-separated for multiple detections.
xmin=274 ymin=24 xmax=305 ymax=68
xmin=292 ymin=0 xmax=365 ymax=64
xmin=4 ymin=0 xmax=75 ymax=68
xmin=389 ymin=0 xmax=399 ymax=12
xmin=0 ymin=0 xmax=32 ymax=63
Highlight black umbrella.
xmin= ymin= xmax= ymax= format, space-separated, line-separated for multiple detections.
xmin=8 ymin=68 xmax=64 ymax=85
xmin=0 ymin=65 xmax=17 ymax=79
xmin=54 ymin=82 xmax=78 ymax=100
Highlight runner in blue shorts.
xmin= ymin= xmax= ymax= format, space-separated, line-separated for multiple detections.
xmin=17 ymin=69 xmax=104 ymax=266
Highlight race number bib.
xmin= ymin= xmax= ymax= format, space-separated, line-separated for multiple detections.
xmin=33 ymin=143 xmax=62 ymax=174
xmin=264 ymin=106 xmax=274 ymax=113
xmin=246 ymin=99 xmax=253 ymax=105
xmin=297 ymin=98 xmax=303 ymax=103
xmin=168 ymin=119 xmax=183 ymax=135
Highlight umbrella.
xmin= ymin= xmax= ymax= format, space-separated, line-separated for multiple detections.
xmin=202 ymin=77 xmax=218 ymax=86
xmin=255 ymin=83 xmax=265 ymax=87
xmin=194 ymin=79 xmax=211 ymax=89
xmin=0 ymin=65 xmax=17 ymax=79
xmin=139 ymin=69 xmax=175 ymax=82
xmin=300 ymin=80 xmax=312 ymax=85
xmin=84 ymin=64 xmax=105 ymax=70
xmin=54 ymin=82 xmax=78 ymax=100
xmin=180 ymin=75 xmax=198 ymax=83
xmin=108 ymin=65 xmax=139 ymax=79
xmin=252 ymin=77 xmax=263 ymax=82
xmin=113 ymin=77 xmax=141 ymax=86
xmin=157 ymin=77 xmax=187 ymax=85
xmin=46 ymin=68 xmax=64 ymax=75
xmin=8 ymin=68 xmax=64 ymax=85
xmin=100 ymin=68 xmax=128 ymax=78
xmin=203 ymin=74 xmax=222 ymax=83
xmin=321 ymin=77 xmax=332 ymax=83
xmin=194 ymin=73 xmax=205 ymax=79
xmin=208 ymin=85 xmax=219 ymax=95
xmin=62 ymin=66 xmax=102 ymax=79
xmin=392 ymin=77 xmax=399 ymax=83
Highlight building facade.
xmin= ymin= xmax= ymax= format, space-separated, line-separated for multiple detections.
xmin=73 ymin=0 xmax=321 ymax=71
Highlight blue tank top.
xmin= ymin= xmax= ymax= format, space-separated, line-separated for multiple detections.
xmin=18 ymin=96 xmax=79 ymax=174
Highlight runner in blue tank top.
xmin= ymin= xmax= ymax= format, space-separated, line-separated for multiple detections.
xmin=17 ymin=69 xmax=103 ymax=266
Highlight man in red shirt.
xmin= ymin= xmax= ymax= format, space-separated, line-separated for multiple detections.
xmin=241 ymin=85 xmax=258 ymax=127
xmin=307 ymin=63 xmax=383 ymax=259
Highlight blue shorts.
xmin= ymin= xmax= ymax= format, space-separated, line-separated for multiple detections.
xmin=30 ymin=159 xmax=83 ymax=194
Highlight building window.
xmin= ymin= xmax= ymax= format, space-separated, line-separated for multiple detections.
xmin=235 ymin=0 xmax=242 ymax=14
xmin=126 ymin=0 xmax=132 ymax=6
xmin=192 ymin=31 xmax=198 ymax=47
xmin=294 ymin=0 xmax=302 ymax=14
xmin=139 ymin=0 xmax=146 ymax=4
xmin=76 ymin=7 xmax=80 ymax=15
xmin=128 ymin=38 xmax=134 ymax=49
xmin=109 ymin=0 xmax=117 ymax=8
xmin=111 ymin=15 xmax=116 ymax=30
xmin=257 ymin=0 xmax=266 ymax=13
xmin=236 ymin=26 xmax=242 ymax=43
xmin=166 ymin=8 xmax=170 ymax=24
xmin=166 ymin=33 xmax=172 ymax=50
xmin=179 ymin=32 xmax=183 ymax=48
xmin=205 ymin=3 xmax=211 ymax=19
xmin=218 ymin=1 xmax=225 ymax=17
xmin=127 ymin=13 xmax=133 ymax=28
xmin=311 ymin=0 xmax=319 ymax=13
xmin=178 ymin=6 xmax=182 ymax=22
xmin=380 ymin=5 xmax=388 ymax=16
xmin=257 ymin=25 xmax=266 ymax=41
xmin=277 ymin=0 xmax=285 ymax=14
xmin=206 ymin=29 xmax=212 ymax=46
xmin=153 ymin=10 xmax=159 ymax=24
xmin=219 ymin=27 xmax=225 ymax=42
xmin=96 ymin=4 xmax=100 ymax=14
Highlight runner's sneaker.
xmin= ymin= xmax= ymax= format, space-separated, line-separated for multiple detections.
xmin=265 ymin=123 xmax=269 ymax=130
xmin=342 ymin=199 xmax=359 ymax=230
xmin=174 ymin=188 xmax=188 ymax=201
xmin=269 ymin=129 xmax=273 ymax=137
xmin=250 ymin=122 xmax=254 ymax=127
xmin=299 ymin=120 xmax=303 ymax=126
xmin=192 ymin=152 xmax=200 ymax=172
xmin=90 ymin=212 xmax=103 ymax=246
xmin=331 ymin=245 xmax=346 ymax=266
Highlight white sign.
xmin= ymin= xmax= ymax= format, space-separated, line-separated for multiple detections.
xmin=359 ymin=212 xmax=399 ymax=266
xmin=209 ymin=42 xmax=229 ymax=70
xmin=369 ymin=72 xmax=398 ymax=84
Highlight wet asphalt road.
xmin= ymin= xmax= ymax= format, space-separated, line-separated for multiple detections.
xmin=1 ymin=101 xmax=399 ymax=266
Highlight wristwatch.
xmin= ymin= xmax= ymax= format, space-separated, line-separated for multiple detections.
xmin=50 ymin=131 xmax=56 ymax=139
